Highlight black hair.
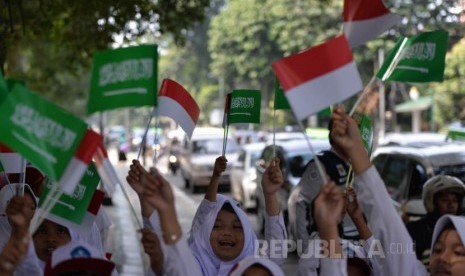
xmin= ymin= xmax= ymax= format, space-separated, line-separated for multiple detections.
xmin=433 ymin=222 xmax=456 ymax=248
xmin=221 ymin=202 xmax=237 ymax=214
xmin=247 ymin=264 xmax=272 ymax=276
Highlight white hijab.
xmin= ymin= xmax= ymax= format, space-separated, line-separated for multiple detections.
xmin=431 ymin=215 xmax=465 ymax=250
xmin=189 ymin=194 xmax=257 ymax=276
xmin=228 ymin=256 xmax=284 ymax=276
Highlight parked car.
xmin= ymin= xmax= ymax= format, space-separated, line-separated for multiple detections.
xmin=371 ymin=141 xmax=465 ymax=219
xmin=255 ymin=139 xmax=331 ymax=232
xmin=230 ymin=142 xmax=266 ymax=211
xmin=179 ymin=127 xmax=239 ymax=193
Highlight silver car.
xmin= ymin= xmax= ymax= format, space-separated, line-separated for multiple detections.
xmin=372 ymin=141 xmax=465 ymax=218
xmin=179 ymin=128 xmax=239 ymax=193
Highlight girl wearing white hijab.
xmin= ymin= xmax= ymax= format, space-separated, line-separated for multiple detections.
xmin=188 ymin=156 xmax=287 ymax=276
xmin=189 ymin=194 xmax=258 ymax=275
xmin=429 ymin=215 xmax=465 ymax=276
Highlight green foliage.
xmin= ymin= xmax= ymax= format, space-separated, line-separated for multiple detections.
xmin=433 ymin=38 xmax=465 ymax=129
xmin=1 ymin=0 xmax=210 ymax=117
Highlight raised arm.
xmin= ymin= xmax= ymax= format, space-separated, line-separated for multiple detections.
xmin=142 ymin=169 xmax=202 ymax=276
xmin=345 ymin=187 xmax=372 ymax=240
xmin=261 ymin=157 xmax=283 ymax=216
xmin=314 ymin=181 xmax=347 ymax=276
xmin=127 ymin=160 xmax=155 ymax=219
xmin=0 ymin=196 xmax=32 ymax=275
xmin=330 ymin=107 xmax=426 ymax=276
xmin=205 ymin=156 xmax=227 ymax=202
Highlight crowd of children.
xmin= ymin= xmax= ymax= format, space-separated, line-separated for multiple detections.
xmin=1 ymin=107 xmax=465 ymax=275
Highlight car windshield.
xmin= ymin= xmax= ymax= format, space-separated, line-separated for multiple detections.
xmin=192 ymin=138 xmax=238 ymax=154
xmin=434 ymin=164 xmax=465 ymax=184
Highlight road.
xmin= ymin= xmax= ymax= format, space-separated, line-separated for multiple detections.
xmin=103 ymin=149 xmax=298 ymax=275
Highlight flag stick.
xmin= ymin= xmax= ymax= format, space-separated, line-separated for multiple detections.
xmin=381 ymin=38 xmax=408 ymax=82
xmin=137 ymin=108 xmax=155 ymax=160
xmin=152 ymin=114 xmax=160 ymax=165
xmin=222 ymin=124 xmax=229 ymax=156
xmin=18 ymin=157 xmax=26 ymax=196
xmin=29 ymin=181 xmax=63 ymax=233
xmin=349 ymin=39 xmax=408 ymax=117
xmin=273 ymin=109 xmax=277 ymax=158
xmin=348 ymin=76 xmax=376 ymax=117
xmin=294 ymin=118 xmax=326 ymax=184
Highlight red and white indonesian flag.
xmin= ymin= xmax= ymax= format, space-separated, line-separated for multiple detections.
xmin=343 ymin=0 xmax=401 ymax=48
xmin=272 ymin=35 xmax=363 ymax=120
xmin=157 ymin=79 xmax=200 ymax=139
xmin=94 ymin=144 xmax=117 ymax=196
xmin=59 ymin=130 xmax=102 ymax=195
xmin=222 ymin=93 xmax=231 ymax=128
xmin=0 ymin=143 xmax=26 ymax=174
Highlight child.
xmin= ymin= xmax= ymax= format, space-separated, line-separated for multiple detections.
xmin=33 ymin=218 xmax=75 ymax=268
xmin=329 ymin=107 xmax=427 ymax=275
xmin=429 ymin=215 xmax=465 ymax=275
xmin=297 ymin=185 xmax=379 ymax=276
xmin=126 ymin=160 xmax=201 ymax=276
xmin=188 ymin=156 xmax=287 ymax=275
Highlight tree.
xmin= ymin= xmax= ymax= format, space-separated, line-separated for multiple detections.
xmin=1 ymin=0 xmax=210 ymax=115
xmin=208 ymin=0 xmax=342 ymax=126
xmin=433 ymin=38 xmax=465 ymax=129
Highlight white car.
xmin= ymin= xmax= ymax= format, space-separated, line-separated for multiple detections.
xmin=179 ymin=127 xmax=239 ymax=193
xmin=230 ymin=142 xmax=266 ymax=210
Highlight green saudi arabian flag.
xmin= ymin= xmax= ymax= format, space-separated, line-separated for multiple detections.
xmin=377 ymin=30 xmax=448 ymax=83
xmin=0 ymin=84 xmax=87 ymax=181
xmin=87 ymin=44 xmax=158 ymax=114
xmin=228 ymin=89 xmax=261 ymax=124
xmin=352 ymin=113 xmax=374 ymax=156
xmin=39 ymin=162 xmax=100 ymax=224
xmin=274 ymin=77 xmax=290 ymax=110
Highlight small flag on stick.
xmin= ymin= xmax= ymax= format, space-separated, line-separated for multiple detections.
xmin=376 ymin=30 xmax=449 ymax=83
xmin=273 ymin=35 xmax=363 ymax=121
xmin=157 ymin=79 xmax=200 ymax=139
xmin=343 ymin=0 xmax=401 ymax=48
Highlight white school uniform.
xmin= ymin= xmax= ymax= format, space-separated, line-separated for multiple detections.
xmin=145 ymin=211 xmax=201 ymax=276
xmin=354 ymin=166 xmax=427 ymax=276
